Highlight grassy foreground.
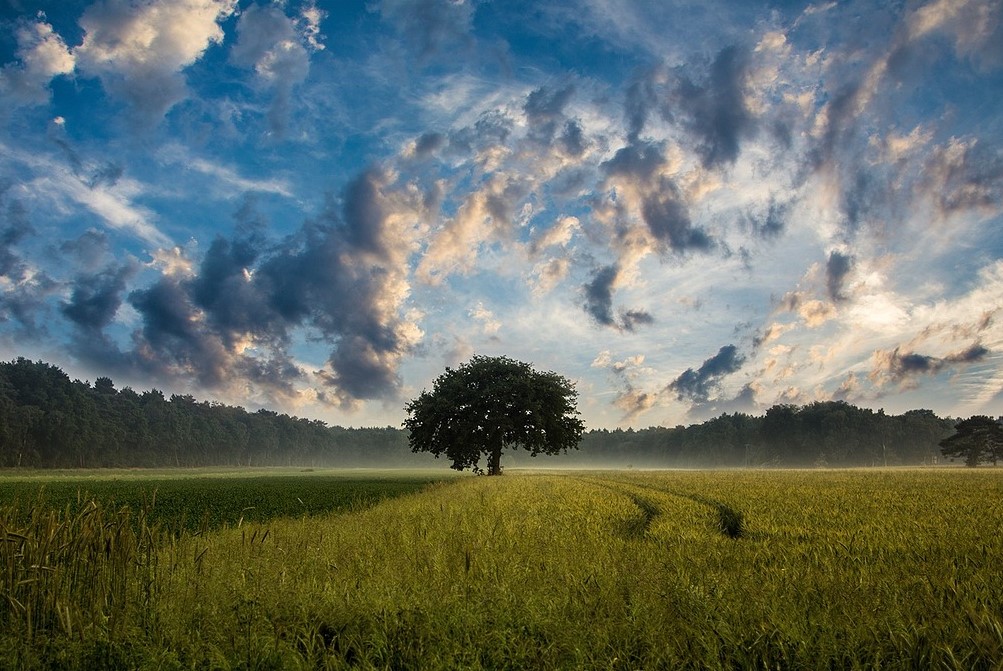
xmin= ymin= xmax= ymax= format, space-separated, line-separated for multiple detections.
xmin=2 ymin=469 xmax=1002 ymax=669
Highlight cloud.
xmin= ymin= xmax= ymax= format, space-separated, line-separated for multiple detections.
xmin=582 ymin=264 xmax=653 ymax=332
xmin=592 ymin=350 xmax=656 ymax=421
xmin=1 ymin=17 xmax=75 ymax=106
xmin=825 ymin=250 xmax=853 ymax=302
xmin=59 ymin=229 xmax=113 ymax=273
xmin=583 ymin=264 xmax=617 ymax=327
xmin=68 ymin=164 xmax=428 ymax=408
xmin=918 ymin=137 xmax=1003 ymax=220
xmin=779 ymin=290 xmax=838 ymax=328
xmin=667 ymin=344 xmax=745 ymax=402
xmin=668 ymin=45 xmax=757 ymax=169
xmin=640 ymin=176 xmax=712 ymax=252
xmin=468 ymin=301 xmax=501 ymax=335
xmin=0 ymin=197 xmax=34 ymax=281
xmin=529 ymin=215 xmax=579 ymax=256
xmin=597 ymin=140 xmax=713 ymax=260
xmin=74 ymin=0 xmax=238 ymax=127
xmin=870 ymin=342 xmax=991 ymax=386
xmin=523 ymin=84 xmax=576 ymax=143
xmin=160 ymin=146 xmax=294 ymax=197
xmin=906 ymin=0 xmax=1003 ymax=70
xmin=406 ymin=132 xmax=447 ymax=159
xmin=417 ymin=171 xmax=529 ymax=284
xmin=230 ymin=2 xmax=320 ymax=136
xmin=531 ymin=256 xmax=571 ymax=295
xmin=61 ymin=262 xmax=137 ymax=332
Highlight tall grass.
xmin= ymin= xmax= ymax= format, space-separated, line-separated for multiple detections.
xmin=2 ymin=469 xmax=1002 ymax=669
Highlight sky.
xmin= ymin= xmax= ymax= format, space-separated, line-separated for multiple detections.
xmin=0 ymin=0 xmax=1001 ymax=430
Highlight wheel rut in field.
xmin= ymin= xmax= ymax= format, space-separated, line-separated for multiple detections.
xmin=622 ymin=493 xmax=660 ymax=538
xmin=577 ymin=477 xmax=745 ymax=540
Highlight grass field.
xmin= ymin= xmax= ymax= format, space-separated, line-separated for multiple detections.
xmin=1 ymin=468 xmax=1002 ymax=669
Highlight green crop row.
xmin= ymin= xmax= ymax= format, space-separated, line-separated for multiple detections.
xmin=0 ymin=469 xmax=450 ymax=533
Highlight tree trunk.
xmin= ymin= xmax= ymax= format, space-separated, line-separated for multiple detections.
xmin=487 ymin=445 xmax=502 ymax=476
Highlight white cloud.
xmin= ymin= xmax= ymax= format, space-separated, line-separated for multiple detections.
xmin=74 ymin=0 xmax=237 ymax=124
xmin=0 ymin=18 xmax=75 ymax=105
xmin=2 ymin=142 xmax=169 ymax=247
xmin=469 ymin=301 xmax=501 ymax=335
xmin=159 ymin=144 xmax=294 ymax=198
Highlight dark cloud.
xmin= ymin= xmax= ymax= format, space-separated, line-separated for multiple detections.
xmin=641 ymin=176 xmax=711 ymax=252
xmin=0 ymin=195 xmax=54 ymax=332
xmin=601 ymin=140 xmax=666 ymax=182
xmin=624 ymin=66 xmax=660 ymax=142
xmin=447 ymin=110 xmax=513 ymax=156
xmin=343 ymin=169 xmax=393 ymax=256
xmin=189 ymin=235 xmax=283 ymax=348
xmin=59 ymin=229 xmax=111 ymax=271
xmin=0 ymin=198 xmax=34 ymax=280
xmin=413 ymin=131 xmax=447 ymax=158
xmin=583 ymin=264 xmax=617 ymax=327
xmin=558 ymin=119 xmax=588 ymax=157
xmin=826 ymin=251 xmax=853 ymax=302
xmin=61 ymin=263 xmax=135 ymax=331
xmin=946 ymin=344 xmax=990 ymax=364
xmin=922 ymin=140 xmax=1003 ymax=218
xmin=524 ymin=85 xmax=574 ymax=126
xmin=582 ymin=265 xmax=653 ymax=332
xmin=688 ymin=381 xmax=759 ymax=421
xmin=667 ymin=45 xmax=756 ymax=169
xmin=130 ymin=278 xmax=202 ymax=351
xmin=620 ymin=309 xmax=654 ymax=331
xmin=668 ymin=344 xmax=745 ymax=402
xmin=524 ymin=84 xmax=575 ymax=143
xmin=877 ymin=343 xmax=991 ymax=382
xmin=808 ymin=84 xmax=860 ymax=174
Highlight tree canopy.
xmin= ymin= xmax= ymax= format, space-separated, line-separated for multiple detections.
xmin=403 ymin=355 xmax=585 ymax=474
xmin=939 ymin=416 xmax=1003 ymax=467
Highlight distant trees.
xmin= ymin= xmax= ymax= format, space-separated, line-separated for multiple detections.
xmin=0 ymin=357 xmax=964 ymax=470
xmin=0 ymin=358 xmax=417 ymax=469
xmin=939 ymin=416 xmax=1003 ymax=467
xmin=404 ymin=356 xmax=584 ymax=474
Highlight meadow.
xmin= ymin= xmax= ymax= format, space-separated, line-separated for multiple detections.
xmin=1 ymin=468 xmax=1002 ymax=669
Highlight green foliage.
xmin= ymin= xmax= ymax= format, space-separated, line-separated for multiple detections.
xmin=404 ymin=355 xmax=584 ymax=474
xmin=939 ymin=416 xmax=1003 ymax=467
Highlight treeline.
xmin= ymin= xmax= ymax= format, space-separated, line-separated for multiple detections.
xmin=0 ymin=358 xmax=419 ymax=468
xmin=563 ymin=403 xmax=955 ymax=468
xmin=0 ymin=357 xmax=957 ymax=469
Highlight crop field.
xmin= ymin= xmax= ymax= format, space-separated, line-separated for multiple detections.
xmin=0 ymin=469 xmax=451 ymax=533
xmin=2 ymin=468 xmax=1002 ymax=669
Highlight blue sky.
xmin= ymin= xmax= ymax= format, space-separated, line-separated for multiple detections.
xmin=1 ymin=0 xmax=1001 ymax=429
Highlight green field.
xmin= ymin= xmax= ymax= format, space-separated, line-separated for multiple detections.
xmin=2 ymin=468 xmax=1002 ymax=669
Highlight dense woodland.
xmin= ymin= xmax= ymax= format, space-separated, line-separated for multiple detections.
xmin=0 ymin=357 xmax=959 ymax=469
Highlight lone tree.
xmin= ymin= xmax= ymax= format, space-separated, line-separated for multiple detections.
xmin=404 ymin=355 xmax=584 ymax=475
xmin=939 ymin=416 xmax=1003 ymax=467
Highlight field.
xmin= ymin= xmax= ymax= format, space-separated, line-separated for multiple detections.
xmin=2 ymin=468 xmax=1002 ymax=669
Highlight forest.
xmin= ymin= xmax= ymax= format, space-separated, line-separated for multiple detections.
xmin=0 ymin=357 xmax=957 ymax=469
